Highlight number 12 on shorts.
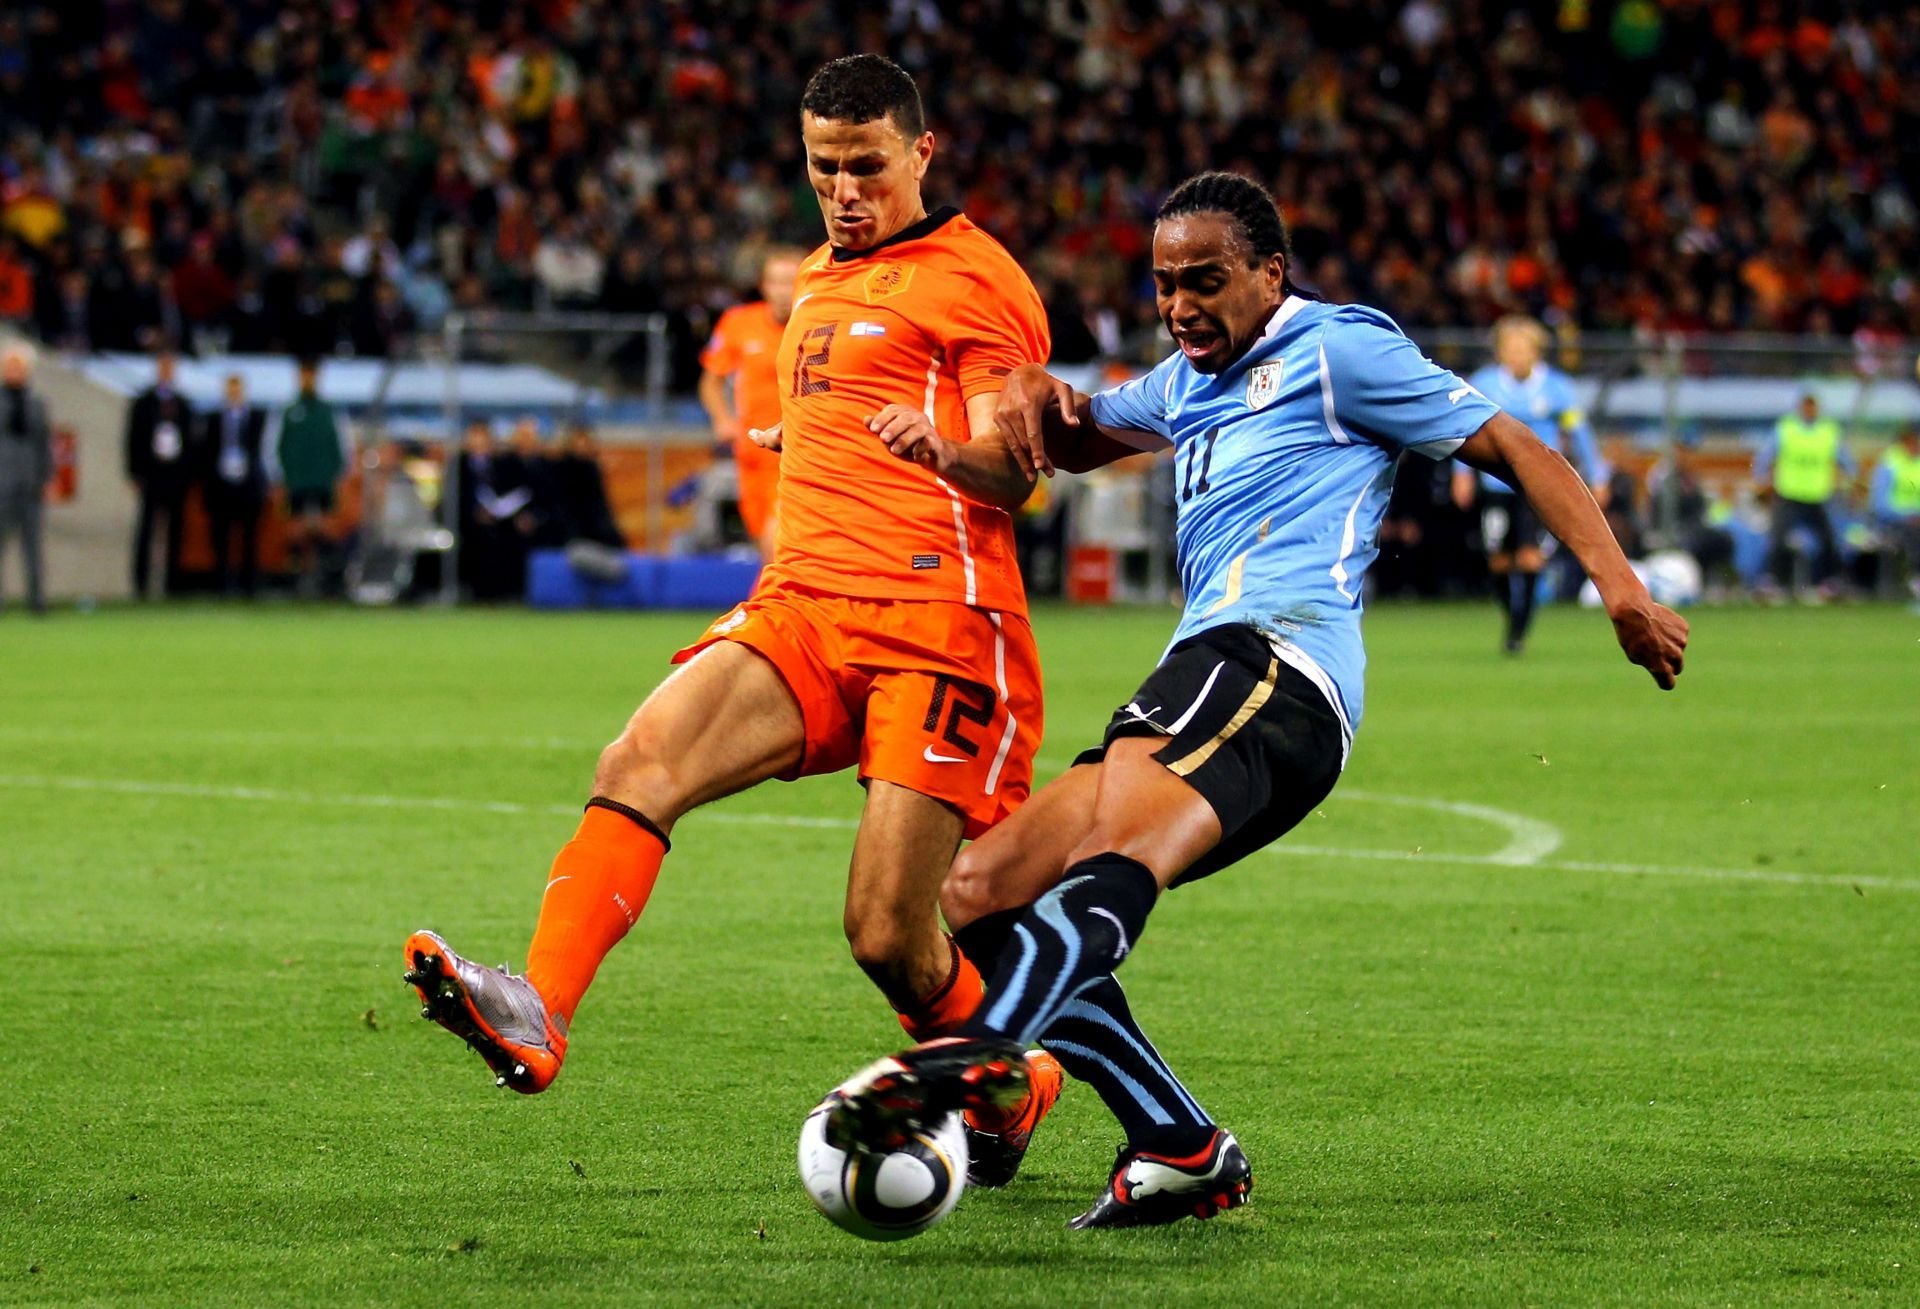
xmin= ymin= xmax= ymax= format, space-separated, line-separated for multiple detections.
xmin=923 ymin=674 xmax=995 ymax=761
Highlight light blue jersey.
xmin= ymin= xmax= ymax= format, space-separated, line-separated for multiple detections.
xmin=1089 ymin=296 xmax=1498 ymax=740
xmin=1466 ymin=363 xmax=1599 ymax=492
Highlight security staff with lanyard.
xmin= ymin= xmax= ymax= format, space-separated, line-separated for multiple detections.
xmin=1755 ymin=391 xmax=1854 ymax=597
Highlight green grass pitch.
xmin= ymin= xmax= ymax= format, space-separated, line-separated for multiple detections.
xmin=2 ymin=600 xmax=1915 ymax=1306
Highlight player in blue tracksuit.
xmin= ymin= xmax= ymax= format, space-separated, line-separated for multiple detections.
xmin=838 ymin=172 xmax=1689 ymax=1228
xmin=1452 ymin=316 xmax=1607 ymax=652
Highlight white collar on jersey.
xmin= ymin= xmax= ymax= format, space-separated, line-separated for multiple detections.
xmin=1259 ymin=295 xmax=1310 ymax=343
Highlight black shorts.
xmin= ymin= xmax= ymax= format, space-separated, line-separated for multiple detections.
xmin=1479 ymin=490 xmax=1542 ymax=555
xmin=1073 ymin=623 xmax=1347 ymax=885
xmin=288 ymin=488 xmax=335 ymax=515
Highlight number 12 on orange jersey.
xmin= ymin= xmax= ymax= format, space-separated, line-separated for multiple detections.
xmin=794 ymin=324 xmax=835 ymax=396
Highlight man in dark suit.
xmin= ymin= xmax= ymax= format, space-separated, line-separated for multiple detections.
xmin=0 ymin=342 xmax=53 ymax=614
xmin=197 ymin=372 xmax=268 ymax=597
xmin=124 ymin=351 xmax=195 ymax=597
xmin=548 ymin=422 xmax=623 ymax=548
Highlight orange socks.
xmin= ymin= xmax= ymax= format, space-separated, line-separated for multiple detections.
xmin=896 ymin=936 xmax=986 ymax=1041
xmin=526 ymin=802 xmax=667 ymax=1024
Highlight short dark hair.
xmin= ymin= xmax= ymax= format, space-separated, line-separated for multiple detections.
xmin=1155 ymin=171 xmax=1293 ymax=267
xmin=800 ymin=54 xmax=925 ymax=139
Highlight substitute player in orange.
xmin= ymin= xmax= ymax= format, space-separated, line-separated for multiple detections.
xmin=404 ymin=54 xmax=1062 ymax=1183
xmin=698 ymin=248 xmax=803 ymax=555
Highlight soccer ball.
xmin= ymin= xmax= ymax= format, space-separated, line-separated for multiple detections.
xmin=1579 ymin=550 xmax=1703 ymax=609
xmin=1640 ymin=550 xmax=1704 ymax=607
xmin=796 ymin=1092 xmax=968 ymax=1241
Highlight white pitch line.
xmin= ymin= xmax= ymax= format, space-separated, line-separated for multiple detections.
xmin=0 ymin=773 xmax=1901 ymax=892
xmin=1339 ymin=788 xmax=1563 ymax=865
xmin=0 ymin=774 xmax=860 ymax=830
xmin=1259 ymin=842 xmax=1910 ymax=891
xmin=1033 ymin=766 xmax=1560 ymax=864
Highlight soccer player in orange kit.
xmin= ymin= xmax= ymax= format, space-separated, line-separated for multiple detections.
xmin=698 ymin=248 xmax=803 ymax=555
xmin=404 ymin=54 xmax=1063 ymax=1183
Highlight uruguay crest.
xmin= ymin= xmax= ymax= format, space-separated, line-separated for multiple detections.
xmin=1247 ymin=360 xmax=1285 ymax=410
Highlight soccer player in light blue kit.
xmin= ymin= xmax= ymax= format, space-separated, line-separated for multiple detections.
xmin=840 ymin=173 xmax=1689 ymax=1228
xmin=1452 ymin=315 xmax=1608 ymax=652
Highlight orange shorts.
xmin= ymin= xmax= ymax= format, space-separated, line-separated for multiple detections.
xmin=673 ymin=581 xmax=1043 ymax=838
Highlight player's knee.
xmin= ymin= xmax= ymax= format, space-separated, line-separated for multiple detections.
xmin=843 ymin=907 xmax=916 ymax=978
xmin=940 ymin=844 xmax=1015 ymax=929
xmin=592 ymin=727 xmax=682 ymax=817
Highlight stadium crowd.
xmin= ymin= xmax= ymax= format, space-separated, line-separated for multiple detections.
xmin=0 ymin=0 xmax=1916 ymax=387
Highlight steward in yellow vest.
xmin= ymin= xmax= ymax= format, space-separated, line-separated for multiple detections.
xmin=1759 ymin=393 xmax=1854 ymax=592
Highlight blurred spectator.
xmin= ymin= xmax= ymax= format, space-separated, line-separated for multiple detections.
xmin=1043 ymin=276 xmax=1104 ymax=367
xmin=1601 ymin=465 xmax=1644 ymax=560
xmin=96 ymin=245 xmax=175 ymax=353
xmin=197 ymin=373 xmax=268 ymax=597
xmin=349 ymin=280 xmax=417 ymax=359
xmin=0 ymin=237 xmax=33 ymax=326
xmin=0 ymin=341 xmax=52 ymax=614
xmin=36 ymin=268 xmax=93 ymax=352
xmin=1755 ymin=392 xmax=1854 ymax=597
xmin=3 ymin=0 xmax=1919 ymax=366
xmin=533 ymin=216 xmax=605 ymax=309
xmin=340 ymin=217 xmax=402 ymax=283
xmin=171 ymin=235 xmax=236 ymax=346
xmin=456 ymin=416 xmax=542 ymax=600
xmin=123 ymin=350 xmax=193 ymax=597
xmin=1870 ymin=426 xmax=1920 ymax=604
xmin=224 ymin=272 xmax=272 ymax=354
xmin=1647 ymin=444 xmax=1738 ymax=594
xmin=499 ymin=412 xmax=555 ymax=553
xmin=455 ymin=419 xmax=499 ymax=596
xmin=274 ymin=358 xmax=347 ymax=597
xmin=547 ymin=422 xmax=623 ymax=551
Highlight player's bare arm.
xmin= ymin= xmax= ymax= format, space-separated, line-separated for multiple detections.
xmin=868 ymin=394 xmax=1035 ymax=510
xmin=696 ymin=367 xmax=740 ymax=445
xmin=876 ymin=376 xmax=1166 ymax=502
xmin=995 ymin=363 xmax=1171 ymax=476
xmin=1455 ymin=411 xmax=1689 ymax=688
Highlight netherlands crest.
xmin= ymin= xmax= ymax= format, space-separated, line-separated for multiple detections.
xmin=1247 ymin=361 xmax=1284 ymax=410
xmin=863 ymin=263 xmax=915 ymax=304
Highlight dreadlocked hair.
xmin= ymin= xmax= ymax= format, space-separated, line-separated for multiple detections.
xmin=1155 ymin=171 xmax=1317 ymax=300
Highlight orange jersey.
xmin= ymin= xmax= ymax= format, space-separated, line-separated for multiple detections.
xmin=702 ymin=300 xmax=786 ymax=435
xmin=765 ymin=208 xmax=1050 ymax=614
xmin=702 ymin=301 xmax=786 ymax=534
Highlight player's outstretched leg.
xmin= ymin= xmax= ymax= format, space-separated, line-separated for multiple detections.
xmin=946 ymin=903 xmax=1063 ymax=1187
xmin=403 ymin=798 xmax=664 ymax=1093
xmin=1044 ymin=976 xmax=1249 ymax=1227
xmin=405 ymin=641 xmax=803 ymax=1092
xmin=824 ymin=853 xmax=1157 ymax=1151
xmin=829 ymin=740 xmax=1226 ymax=1195
xmin=905 ymin=901 xmax=1065 ymax=1184
xmin=952 ymin=902 xmax=1234 ymax=1207
xmin=934 ymin=765 xmax=1115 ymax=1185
